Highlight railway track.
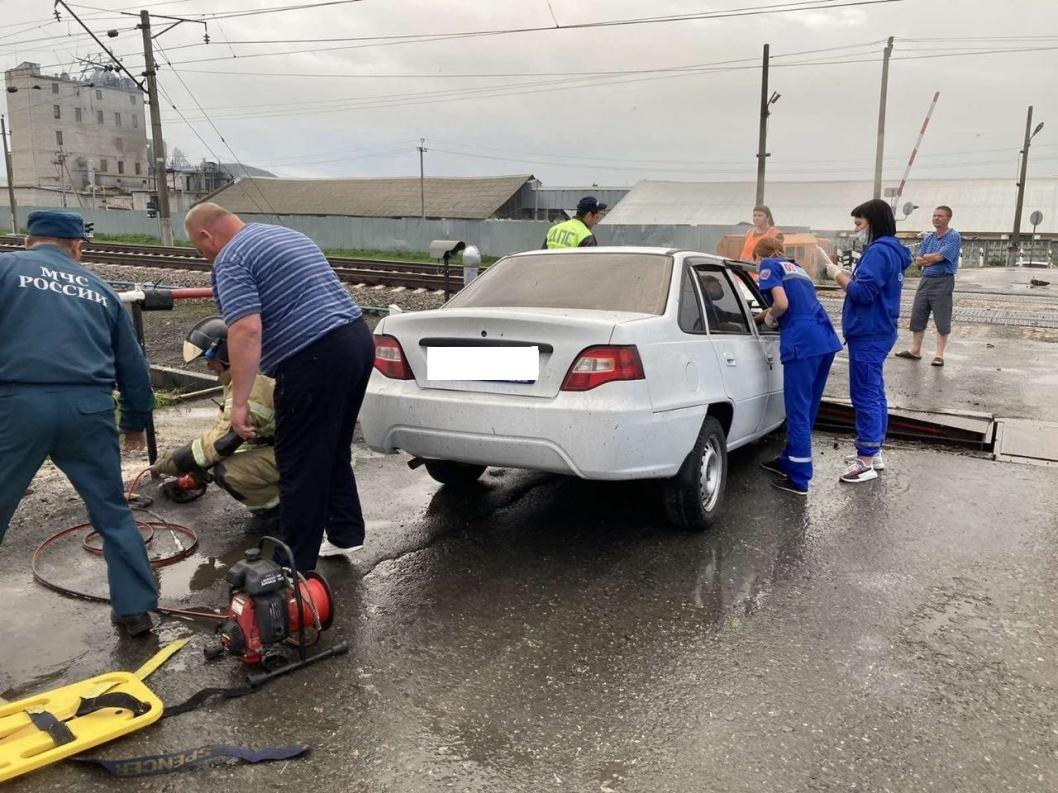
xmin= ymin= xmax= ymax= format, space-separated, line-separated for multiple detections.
xmin=0 ymin=236 xmax=465 ymax=291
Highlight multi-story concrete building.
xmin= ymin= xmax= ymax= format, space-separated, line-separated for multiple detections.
xmin=4 ymin=62 xmax=149 ymax=201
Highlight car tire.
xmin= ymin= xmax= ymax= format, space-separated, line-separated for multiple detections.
xmin=663 ymin=416 xmax=728 ymax=531
xmin=423 ymin=460 xmax=487 ymax=487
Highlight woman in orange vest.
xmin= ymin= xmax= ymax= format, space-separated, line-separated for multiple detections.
xmin=740 ymin=205 xmax=783 ymax=262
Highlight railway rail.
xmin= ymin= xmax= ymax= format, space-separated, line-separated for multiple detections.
xmin=0 ymin=236 xmax=464 ymax=291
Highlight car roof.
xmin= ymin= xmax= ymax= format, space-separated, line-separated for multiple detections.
xmin=502 ymin=246 xmax=728 ymax=262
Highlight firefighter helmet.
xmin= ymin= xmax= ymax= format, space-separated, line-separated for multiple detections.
xmin=182 ymin=315 xmax=229 ymax=366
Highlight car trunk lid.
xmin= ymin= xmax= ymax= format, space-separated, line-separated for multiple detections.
xmin=383 ymin=307 xmax=649 ymax=398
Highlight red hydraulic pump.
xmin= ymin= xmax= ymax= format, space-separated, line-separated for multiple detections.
xmin=205 ymin=538 xmax=336 ymax=668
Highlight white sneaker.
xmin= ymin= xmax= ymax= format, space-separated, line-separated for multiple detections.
xmin=845 ymin=452 xmax=885 ymax=470
xmin=318 ymin=538 xmax=364 ymax=558
xmin=840 ymin=459 xmax=879 ymax=483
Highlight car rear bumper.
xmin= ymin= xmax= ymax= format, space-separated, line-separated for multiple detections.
xmin=360 ymin=376 xmax=705 ymax=480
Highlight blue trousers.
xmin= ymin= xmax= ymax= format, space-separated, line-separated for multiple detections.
xmin=847 ymin=338 xmax=893 ymax=458
xmin=778 ymin=352 xmax=836 ymax=489
xmin=0 ymin=385 xmax=158 ymax=616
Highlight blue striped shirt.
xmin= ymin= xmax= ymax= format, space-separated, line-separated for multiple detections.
xmin=918 ymin=228 xmax=961 ymax=277
xmin=211 ymin=223 xmax=362 ymax=375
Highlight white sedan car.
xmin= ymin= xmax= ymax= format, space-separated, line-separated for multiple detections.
xmin=360 ymin=247 xmax=784 ymax=529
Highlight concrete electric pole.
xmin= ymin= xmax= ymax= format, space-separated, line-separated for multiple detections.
xmin=1008 ymin=105 xmax=1045 ymax=268
xmin=139 ymin=11 xmax=174 ymax=246
xmin=873 ymin=36 xmax=895 ymax=200
xmin=417 ymin=138 xmax=427 ymax=220
xmin=1 ymin=115 xmax=18 ymax=234
xmin=755 ymin=44 xmax=770 ymax=207
xmin=54 ymin=2 xmax=207 ymax=243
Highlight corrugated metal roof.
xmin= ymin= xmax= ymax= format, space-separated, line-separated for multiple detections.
xmin=204 ymin=174 xmax=532 ymax=219
xmin=602 ymin=178 xmax=1058 ymax=233
xmin=533 ymin=187 xmax=629 ymax=211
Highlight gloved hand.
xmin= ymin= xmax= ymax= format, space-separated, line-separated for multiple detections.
xmin=763 ymin=310 xmax=779 ymax=329
xmin=150 ymin=453 xmax=180 ymax=477
xmin=155 ymin=442 xmax=209 ymax=478
xmin=824 ymin=261 xmax=843 ymax=280
xmin=160 ymin=474 xmax=209 ymax=504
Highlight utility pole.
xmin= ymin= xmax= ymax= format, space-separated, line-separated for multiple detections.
xmin=1009 ymin=105 xmax=1045 ymax=268
xmin=755 ymin=44 xmax=770 ymax=207
xmin=140 ymin=11 xmax=174 ymax=245
xmin=54 ymin=2 xmax=206 ymax=242
xmin=55 ymin=150 xmax=68 ymax=208
xmin=417 ymin=138 xmax=427 ymax=220
xmin=873 ymin=36 xmax=895 ymax=199
xmin=1 ymin=115 xmax=18 ymax=234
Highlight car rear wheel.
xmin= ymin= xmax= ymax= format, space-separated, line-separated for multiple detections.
xmin=423 ymin=460 xmax=487 ymax=487
xmin=663 ymin=416 xmax=728 ymax=531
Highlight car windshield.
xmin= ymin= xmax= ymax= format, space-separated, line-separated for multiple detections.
xmin=445 ymin=252 xmax=673 ymax=314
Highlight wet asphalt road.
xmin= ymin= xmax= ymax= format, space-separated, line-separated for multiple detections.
xmin=3 ymin=430 xmax=1058 ymax=792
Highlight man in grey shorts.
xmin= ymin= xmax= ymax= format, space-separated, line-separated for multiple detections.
xmin=896 ymin=205 xmax=961 ymax=366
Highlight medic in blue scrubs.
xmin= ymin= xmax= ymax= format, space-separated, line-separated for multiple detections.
xmin=825 ymin=199 xmax=911 ymax=484
xmin=753 ymin=237 xmax=843 ymax=495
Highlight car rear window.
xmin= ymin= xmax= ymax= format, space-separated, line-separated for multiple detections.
xmin=445 ymin=252 xmax=673 ymax=315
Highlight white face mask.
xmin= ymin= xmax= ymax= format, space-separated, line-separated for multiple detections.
xmin=855 ymin=229 xmax=869 ymax=245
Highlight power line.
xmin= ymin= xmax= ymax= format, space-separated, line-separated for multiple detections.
xmin=43 ymin=0 xmax=896 ymax=70
xmin=155 ymin=39 xmax=1058 ymax=126
xmin=194 ymin=0 xmax=366 ymax=20
xmin=151 ymin=43 xmax=895 ymax=124
xmin=424 ymin=145 xmax=1058 ymax=178
xmin=154 ymin=40 xmax=283 ymax=222
xmin=169 ymin=40 xmax=887 ymax=81
xmin=211 ymin=0 xmax=899 ymax=44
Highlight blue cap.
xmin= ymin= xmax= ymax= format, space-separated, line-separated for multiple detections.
xmin=26 ymin=210 xmax=91 ymax=240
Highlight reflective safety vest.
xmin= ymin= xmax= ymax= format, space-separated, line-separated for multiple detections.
xmin=739 ymin=225 xmax=782 ymax=262
xmin=545 ymin=218 xmax=595 ymax=249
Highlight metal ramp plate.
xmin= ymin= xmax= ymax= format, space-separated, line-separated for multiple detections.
xmin=993 ymin=420 xmax=1058 ymax=467
xmin=816 ymin=399 xmax=995 ymax=449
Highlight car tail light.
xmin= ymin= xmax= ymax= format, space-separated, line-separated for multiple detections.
xmin=374 ymin=335 xmax=414 ymax=380
xmin=561 ymin=345 xmax=645 ymax=392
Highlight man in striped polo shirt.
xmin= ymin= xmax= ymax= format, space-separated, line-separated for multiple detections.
xmin=185 ymin=203 xmax=375 ymax=571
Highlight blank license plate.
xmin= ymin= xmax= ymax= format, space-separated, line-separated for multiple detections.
xmin=426 ymin=346 xmax=539 ymax=382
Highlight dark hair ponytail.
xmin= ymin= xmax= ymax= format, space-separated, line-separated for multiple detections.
xmin=850 ymin=199 xmax=896 ymax=242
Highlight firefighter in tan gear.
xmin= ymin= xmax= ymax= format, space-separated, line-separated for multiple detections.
xmin=151 ymin=316 xmax=280 ymax=534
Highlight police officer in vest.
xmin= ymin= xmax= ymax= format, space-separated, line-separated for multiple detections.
xmin=544 ymin=196 xmax=607 ymax=249
xmin=0 ymin=210 xmax=158 ymax=636
xmin=752 ymin=236 xmax=843 ymax=496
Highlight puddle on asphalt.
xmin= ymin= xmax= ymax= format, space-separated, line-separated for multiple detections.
xmin=157 ymin=543 xmax=249 ymax=598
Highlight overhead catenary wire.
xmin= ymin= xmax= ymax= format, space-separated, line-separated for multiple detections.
xmin=423 ymin=145 xmax=1058 ymax=178
xmin=151 ymin=41 xmax=1058 ymax=127
xmin=30 ymin=0 xmax=900 ymax=71
xmin=154 ymin=39 xmax=284 ymax=223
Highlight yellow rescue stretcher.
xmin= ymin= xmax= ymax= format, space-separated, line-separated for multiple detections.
xmin=0 ymin=640 xmax=185 ymax=783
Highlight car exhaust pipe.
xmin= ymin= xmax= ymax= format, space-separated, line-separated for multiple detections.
xmin=407 ymin=457 xmax=426 ymax=470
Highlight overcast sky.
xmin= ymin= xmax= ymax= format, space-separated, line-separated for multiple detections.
xmin=2 ymin=0 xmax=1056 ymax=187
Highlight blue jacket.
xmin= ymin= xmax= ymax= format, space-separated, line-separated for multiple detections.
xmin=757 ymin=258 xmax=843 ymax=363
xmin=841 ymin=236 xmax=911 ymax=344
xmin=0 ymin=244 xmax=154 ymax=431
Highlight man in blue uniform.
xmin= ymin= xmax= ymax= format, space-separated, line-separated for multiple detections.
xmin=753 ymin=237 xmax=843 ymax=495
xmin=0 ymin=211 xmax=157 ymax=636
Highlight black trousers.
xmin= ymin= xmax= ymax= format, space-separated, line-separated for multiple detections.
xmin=273 ymin=318 xmax=375 ymax=570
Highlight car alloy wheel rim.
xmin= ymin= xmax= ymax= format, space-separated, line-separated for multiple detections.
xmin=699 ymin=436 xmax=722 ymax=512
